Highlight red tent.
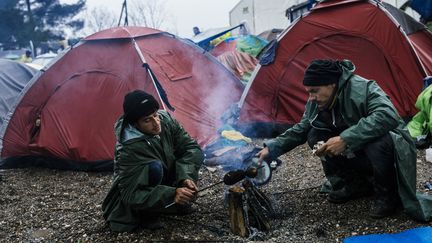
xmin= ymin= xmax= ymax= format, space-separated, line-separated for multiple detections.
xmin=0 ymin=27 xmax=243 ymax=170
xmin=237 ymin=0 xmax=432 ymax=136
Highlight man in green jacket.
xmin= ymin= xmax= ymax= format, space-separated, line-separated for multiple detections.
xmin=102 ymin=90 xmax=204 ymax=232
xmin=257 ymin=59 xmax=432 ymax=221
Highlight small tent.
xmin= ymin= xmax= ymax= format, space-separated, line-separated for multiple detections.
xmin=237 ymin=0 xmax=432 ymax=136
xmin=0 ymin=27 xmax=243 ymax=170
xmin=0 ymin=59 xmax=37 ymax=128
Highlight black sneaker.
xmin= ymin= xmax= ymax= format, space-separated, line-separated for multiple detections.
xmin=369 ymin=198 xmax=400 ymax=219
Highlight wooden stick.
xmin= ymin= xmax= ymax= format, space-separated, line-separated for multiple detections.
xmin=228 ymin=186 xmax=248 ymax=237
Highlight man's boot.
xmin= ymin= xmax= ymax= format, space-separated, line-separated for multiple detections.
xmin=369 ymin=185 xmax=401 ymax=219
xmin=369 ymin=197 xmax=400 ymax=219
xmin=328 ymin=177 xmax=373 ymax=204
xmin=328 ymin=186 xmax=353 ymax=204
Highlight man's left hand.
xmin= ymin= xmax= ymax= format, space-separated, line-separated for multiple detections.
xmin=182 ymin=179 xmax=198 ymax=192
xmin=315 ymin=136 xmax=346 ymax=157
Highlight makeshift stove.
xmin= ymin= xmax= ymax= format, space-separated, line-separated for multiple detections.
xmin=222 ymin=167 xmax=276 ymax=237
xmin=202 ymin=141 xmax=281 ymax=237
xmin=195 ymin=165 xmax=277 ymax=237
xmin=227 ymin=179 xmax=275 ymax=237
xmin=204 ymin=145 xmax=280 ymax=186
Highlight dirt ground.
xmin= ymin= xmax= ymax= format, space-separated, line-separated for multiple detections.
xmin=1 ymin=144 xmax=432 ymax=242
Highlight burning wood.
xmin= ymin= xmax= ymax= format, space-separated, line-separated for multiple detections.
xmin=227 ymin=180 xmax=276 ymax=237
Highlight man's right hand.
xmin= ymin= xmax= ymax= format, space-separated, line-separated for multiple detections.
xmin=256 ymin=147 xmax=269 ymax=165
xmin=175 ymin=187 xmax=196 ymax=205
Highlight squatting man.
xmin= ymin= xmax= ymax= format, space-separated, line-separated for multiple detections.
xmin=257 ymin=59 xmax=432 ymax=221
xmin=102 ymin=90 xmax=203 ymax=232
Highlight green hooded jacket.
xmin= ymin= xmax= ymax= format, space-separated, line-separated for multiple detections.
xmin=102 ymin=110 xmax=204 ymax=232
xmin=265 ymin=60 xmax=432 ymax=222
xmin=407 ymin=84 xmax=432 ymax=138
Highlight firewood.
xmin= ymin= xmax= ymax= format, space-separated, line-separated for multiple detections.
xmin=228 ymin=186 xmax=248 ymax=237
xmin=244 ymin=180 xmax=273 ymax=231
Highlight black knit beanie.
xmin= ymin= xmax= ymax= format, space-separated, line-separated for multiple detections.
xmin=123 ymin=90 xmax=160 ymax=124
xmin=303 ymin=59 xmax=342 ymax=86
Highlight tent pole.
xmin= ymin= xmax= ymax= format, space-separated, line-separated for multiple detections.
xmin=117 ymin=0 xmax=129 ymax=27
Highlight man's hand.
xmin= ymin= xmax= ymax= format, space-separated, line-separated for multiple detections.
xmin=175 ymin=187 xmax=196 ymax=205
xmin=256 ymin=147 xmax=269 ymax=164
xmin=182 ymin=179 xmax=198 ymax=192
xmin=315 ymin=136 xmax=346 ymax=157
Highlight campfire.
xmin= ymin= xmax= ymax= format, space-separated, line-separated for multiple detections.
xmin=228 ymin=179 xmax=276 ymax=237
xmin=202 ymin=166 xmax=276 ymax=237
xmin=202 ymin=138 xmax=281 ymax=237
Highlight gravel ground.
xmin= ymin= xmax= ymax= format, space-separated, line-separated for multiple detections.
xmin=1 ymin=144 xmax=432 ymax=242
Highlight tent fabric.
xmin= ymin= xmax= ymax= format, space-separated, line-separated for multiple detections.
xmin=0 ymin=27 xmax=243 ymax=170
xmin=381 ymin=2 xmax=426 ymax=35
xmin=382 ymin=2 xmax=432 ymax=76
xmin=31 ymin=52 xmax=58 ymax=69
xmin=258 ymin=29 xmax=283 ymax=42
xmin=84 ymin=26 xmax=162 ymax=40
xmin=258 ymin=39 xmax=278 ymax=65
xmin=237 ymin=0 xmax=432 ymax=136
xmin=409 ymin=31 xmax=432 ymax=76
xmin=0 ymin=59 xmax=37 ymax=128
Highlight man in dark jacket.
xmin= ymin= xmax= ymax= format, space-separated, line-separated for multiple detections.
xmin=257 ymin=59 xmax=432 ymax=221
xmin=102 ymin=90 xmax=204 ymax=232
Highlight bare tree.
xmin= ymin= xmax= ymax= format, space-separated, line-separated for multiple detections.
xmin=128 ymin=0 xmax=168 ymax=29
xmin=85 ymin=7 xmax=117 ymax=35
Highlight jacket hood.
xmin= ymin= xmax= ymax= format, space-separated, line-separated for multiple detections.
xmin=337 ymin=59 xmax=356 ymax=89
xmin=114 ymin=116 xmax=146 ymax=144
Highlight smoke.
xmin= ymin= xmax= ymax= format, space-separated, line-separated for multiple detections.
xmin=191 ymin=51 xmax=243 ymax=144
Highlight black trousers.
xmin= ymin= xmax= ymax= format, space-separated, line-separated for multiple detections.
xmin=307 ymin=128 xmax=398 ymax=197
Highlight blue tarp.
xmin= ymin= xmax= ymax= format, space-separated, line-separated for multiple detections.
xmin=192 ymin=24 xmax=243 ymax=51
xmin=344 ymin=227 xmax=432 ymax=243
xmin=0 ymin=59 xmax=36 ymax=128
xmin=411 ymin=0 xmax=432 ymax=21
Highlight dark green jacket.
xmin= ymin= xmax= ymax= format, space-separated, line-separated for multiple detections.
xmin=265 ymin=60 xmax=432 ymax=222
xmin=102 ymin=110 xmax=204 ymax=232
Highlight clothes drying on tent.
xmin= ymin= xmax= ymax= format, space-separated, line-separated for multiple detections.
xmin=191 ymin=26 xmax=267 ymax=84
xmin=0 ymin=59 xmax=37 ymax=128
xmin=236 ymin=0 xmax=432 ymax=137
xmin=210 ymin=35 xmax=268 ymax=58
xmin=0 ymin=26 xmax=243 ymax=171
xmin=210 ymin=35 xmax=267 ymax=83
xmin=216 ymin=51 xmax=258 ymax=84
